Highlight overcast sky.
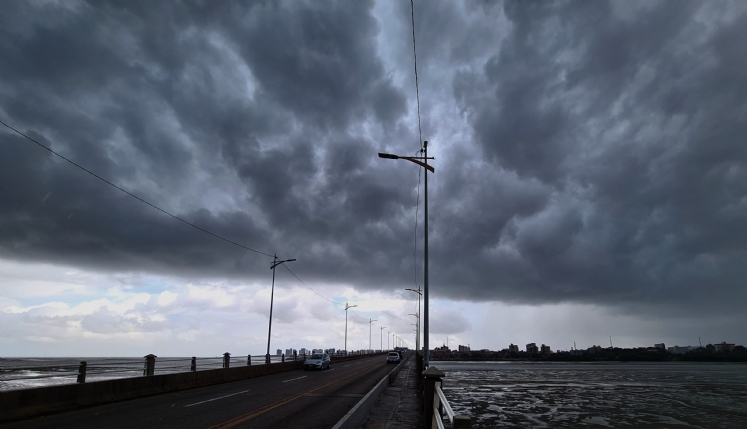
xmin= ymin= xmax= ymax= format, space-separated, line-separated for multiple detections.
xmin=2 ymin=0 xmax=746 ymax=357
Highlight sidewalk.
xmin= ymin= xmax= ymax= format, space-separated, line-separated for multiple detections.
xmin=358 ymin=355 xmax=423 ymax=429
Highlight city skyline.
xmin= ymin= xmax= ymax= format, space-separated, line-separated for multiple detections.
xmin=2 ymin=1 xmax=747 ymax=356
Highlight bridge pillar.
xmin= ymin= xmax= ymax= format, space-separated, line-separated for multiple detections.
xmin=144 ymin=354 xmax=157 ymax=376
xmin=76 ymin=361 xmax=87 ymax=383
xmin=223 ymin=352 xmax=231 ymax=369
xmin=423 ymin=366 xmax=444 ymax=428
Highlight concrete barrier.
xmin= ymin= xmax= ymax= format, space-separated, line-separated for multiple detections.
xmin=331 ymin=351 xmax=412 ymax=429
xmin=0 ymin=352 xmax=386 ymax=423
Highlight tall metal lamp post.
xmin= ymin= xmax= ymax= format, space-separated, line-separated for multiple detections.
xmin=368 ymin=318 xmax=377 ymax=352
xmin=266 ymin=254 xmax=296 ymax=363
xmin=380 ymin=326 xmax=387 ymax=351
xmin=344 ymin=303 xmax=357 ymax=354
xmin=379 ymin=141 xmax=434 ymax=366
xmin=388 ymin=331 xmax=392 ymax=350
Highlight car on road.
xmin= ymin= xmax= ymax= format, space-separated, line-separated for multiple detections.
xmin=304 ymin=353 xmax=330 ymax=370
xmin=386 ymin=351 xmax=401 ymax=364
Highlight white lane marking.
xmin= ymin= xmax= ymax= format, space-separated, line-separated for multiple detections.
xmin=282 ymin=375 xmax=308 ymax=383
xmin=183 ymin=390 xmax=250 ymax=408
xmin=343 ymin=364 xmax=351 ymax=367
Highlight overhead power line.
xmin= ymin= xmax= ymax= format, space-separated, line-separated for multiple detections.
xmin=0 ymin=118 xmax=273 ymax=258
xmin=411 ymin=0 xmax=423 ymax=150
xmin=282 ymin=264 xmax=343 ymax=305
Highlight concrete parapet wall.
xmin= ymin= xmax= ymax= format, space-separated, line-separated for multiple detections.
xmin=0 ymin=353 xmax=385 ymax=422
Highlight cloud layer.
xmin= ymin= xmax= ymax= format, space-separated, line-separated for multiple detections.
xmin=2 ymin=0 xmax=747 ymax=331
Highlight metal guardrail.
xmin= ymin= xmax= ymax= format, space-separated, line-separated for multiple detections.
xmin=0 ymin=350 xmax=384 ymax=390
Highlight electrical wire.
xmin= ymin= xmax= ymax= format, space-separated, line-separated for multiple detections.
xmin=411 ymin=0 xmax=423 ymax=151
xmin=282 ymin=263 xmax=343 ymax=305
xmin=0 ymin=118 xmax=274 ymax=258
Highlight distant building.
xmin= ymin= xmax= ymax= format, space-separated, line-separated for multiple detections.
xmin=587 ymin=345 xmax=603 ymax=354
xmin=654 ymin=343 xmax=666 ymax=350
xmin=299 ymin=348 xmax=308 ymax=355
xmin=508 ymin=344 xmax=519 ymax=353
xmin=276 ymin=349 xmax=282 ymax=356
xmin=458 ymin=345 xmax=471 ymax=352
xmin=570 ymin=348 xmax=584 ymax=356
xmin=667 ymin=345 xmax=696 ymax=354
xmin=436 ymin=344 xmax=449 ymax=351
xmin=526 ymin=343 xmax=538 ymax=354
xmin=325 ymin=348 xmax=336 ymax=354
xmin=714 ymin=342 xmax=735 ymax=352
xmin=541 ymin=344 xmax=552 ymax=355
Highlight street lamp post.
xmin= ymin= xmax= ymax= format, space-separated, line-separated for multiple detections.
xmin=408 ymin=310 xmax=420 ymax=354
xmin=379 ymin=141 xmax=434 ymax=366
xmin=267 ymin=254 xmax=296 ymax=363
xmin=368 ymin=318 xmax=377 ymax=352
xmin=388 ymin=331 xmax=392 ymax=350
xmin=344 ymin=303 xmax=357 ymax=354
xmin=380 ymin=326 xmax=387 ymax=351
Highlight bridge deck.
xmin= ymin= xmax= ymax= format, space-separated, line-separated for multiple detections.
xmin=1 ymin=355 xmax=394 ymax=429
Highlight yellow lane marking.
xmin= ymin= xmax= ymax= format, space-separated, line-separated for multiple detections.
xmin=208 ymin=361 xmax=381 ymax=429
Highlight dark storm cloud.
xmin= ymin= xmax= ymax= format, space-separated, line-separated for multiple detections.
xmin=2 ymin=0 xmax=747 ymax=316
xmin=438 ymin=0 xmax=747 ymax=311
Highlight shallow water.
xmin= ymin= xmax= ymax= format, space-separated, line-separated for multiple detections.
xmin=434 ymin=361 xmax=747 ymax=428
xmin=0 ymin=356 xmax=271 ymax=390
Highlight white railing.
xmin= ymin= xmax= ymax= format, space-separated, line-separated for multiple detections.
xmin=424 ymin=366 xmax=471 ymax=429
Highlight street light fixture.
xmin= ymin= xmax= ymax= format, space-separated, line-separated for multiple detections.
xmin=267 ymin=254 xmax=296 ymax=363
xmin=344 ymin=303 xmax=357 ymax=354
xmin=368 ymin=318 xmax=377 ymax=352
xmin=379 ymin=141 xmax=434 ymax=366
xmin=380 ymin=326 xmax=387 ymax=351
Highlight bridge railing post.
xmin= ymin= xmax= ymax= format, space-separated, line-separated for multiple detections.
xmin=223 ymin=352 xmax=231 ymax=369
xmin=76 ymin=361 xmax=87 ymax=383
xmin=247 ymin=355 xmax=252 ymax=366
xmin=265 ymin=353 xmax=271 ymax=364
xmin=190 ymin=357 xmax=196 ymax=372
xmin=423 ymin=366 xmax=444 ymax=428
xmin=144 ymin=354 xmax=157 ymax=376
xmin=293 ymin=350 xmax=297 ymax=361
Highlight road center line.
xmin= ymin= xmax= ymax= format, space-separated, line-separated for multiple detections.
xmin=183 ymin=390 xmax=250 ymax=408
xmin=282 ymin=376 xmax=307 ymax=383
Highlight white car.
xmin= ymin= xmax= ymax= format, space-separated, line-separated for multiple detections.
xmin=387 ymin=352 xmax=401 ymax=364
xmin=304 ymin=353 xmax=331 ymax=370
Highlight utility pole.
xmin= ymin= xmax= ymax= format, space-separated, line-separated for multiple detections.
xmin=266 ymin=254 xmax=295 ymax=363
xmin=369 ymin=318 xmax=377 ymax=351
xmin=380 ymin=326 xmax=387 ymax=351
xmin=423 ymin=141 xmax=430 ymax=367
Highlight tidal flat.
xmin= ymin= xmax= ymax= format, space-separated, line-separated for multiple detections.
xmin=435 ymin=361 xmax=747 ymax=428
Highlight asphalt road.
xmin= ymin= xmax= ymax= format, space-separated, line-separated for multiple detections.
xmin=2 ymin=355 xmax=397 ymax=429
